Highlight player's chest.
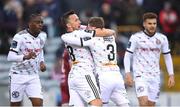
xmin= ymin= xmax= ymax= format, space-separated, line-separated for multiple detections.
xmin=21 ymin=36 xmax=41 ymax=51
xmin=137 ymin=37 xmax=162 ymax=49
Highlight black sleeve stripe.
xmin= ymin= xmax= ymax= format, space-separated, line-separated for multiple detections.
xmin=163 ymin=51 xmax=171 ymax=54
xmin=80 ymin=38 xmax=83 ymax=47
xmin=10 ymin=49 xmax=18 ymax=53
xmin=126 ymin=50 xmax=133 ymax=54
xmin=92 ymin=30 xmax=95 ymax=37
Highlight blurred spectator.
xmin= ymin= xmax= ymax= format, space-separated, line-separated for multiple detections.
xmin=142 ymin=0 xmax=164 ymax=14
xmin=159 ymin=1 xmax=179 ymax=53
xmin=111 ymin=0 xmax=127 ymax=25
xmin=124 ymin=0 xmax=143 ymax=25
xmin=22 ymin=0 xmax=43 ymax=29
xmin=0 ymin=0 xmax=23 ymax=54
xmin=79 ymin=8 xmax=98 ymax=25
xmin=98 ymin=2 xmax=112 ymax=28
xmin=41 ymin=0 xmax=64 ymax=38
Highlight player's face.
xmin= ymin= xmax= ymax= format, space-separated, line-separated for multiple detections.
xmin=29 ymin=16 xmax=43 ymax=36
xmin=143 ymin=18 xmax=157 ymax=35
xmin=67 ymin=14 xmax=81 ymax=30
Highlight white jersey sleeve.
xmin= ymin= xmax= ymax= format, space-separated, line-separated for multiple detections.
xmin=9 ymin=34 xmax=23 ymax=53
xmin=61 ymin=30 xmax=95 ymax=46
xmin=7 ymin=34 xmax=24 ymax=61
xmin=161 ymin=35 xmax=171 ymax=54
xmin=38 ymin=32 xmax=47 ymax=48
xmin=126 ymin=34 xmax=137 ymax=53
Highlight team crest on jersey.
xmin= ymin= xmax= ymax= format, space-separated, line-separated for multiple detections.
xmin=11 ymin=41 xmax=18 ymax=48
xmin=156 ymin=39 xmax=161 ymax=45
xmin=12 ymin=91 xmax=20 ymax=98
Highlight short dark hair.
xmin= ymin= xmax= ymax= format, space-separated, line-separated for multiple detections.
xmin=88 ymin=17 xmax=104 ymax=29
xmin=61 ymin=10 xmax=75 ymax=29
xmin=142 ymin=12 xmax=157 ymax=22
xmin=28 ymin=13 xmax=42 ymax=23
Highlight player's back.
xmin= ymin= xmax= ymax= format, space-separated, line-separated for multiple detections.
xmin=89 ymin=36 xmax=119 ymax=72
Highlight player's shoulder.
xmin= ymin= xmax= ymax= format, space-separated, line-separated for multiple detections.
xmin=155 ymin=32 xmax=166 ymax=37
xmin=129 ymin=31 xmax=143 ymax=39
xmin=38 ymin=31 xmax=47 ymax=42
xmin=132 ymin=31 xmax=144 ymax=36
xmin=13 ymin=30 xmax=28 ymax=39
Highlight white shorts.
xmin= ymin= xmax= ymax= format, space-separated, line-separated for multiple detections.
xmin=135 ymin=76 xmax=160 ymax=102
xmin=97 ymin=71 xmax=129 ymax=105
xmin=68 ymin=66 xmax=100 ymax=106
xmin=9 ymin=74 xmax=43 ymax=102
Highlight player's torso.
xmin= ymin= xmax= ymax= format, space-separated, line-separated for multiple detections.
xmin=10 ymin=30 xmax=45 ymax=75
xmin=90 ymin=36 xmax=119 ymax=72
xmin=64 ymin=31 xmax=94 ymax=71
xmin=133 ymin=32 xmax=164 ymax=76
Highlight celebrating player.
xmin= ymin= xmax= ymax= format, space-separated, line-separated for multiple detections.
xmin=7 ymin=14 xmax=47 ymax=106
xmin=60 ymin=10 xmax=115 ymax=106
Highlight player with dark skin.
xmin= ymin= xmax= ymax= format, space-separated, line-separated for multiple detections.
xmin=10 ymin=14 xmax=46 ymax=107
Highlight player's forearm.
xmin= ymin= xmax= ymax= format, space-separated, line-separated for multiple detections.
xmin=124 ymin=51 xmax=132 ymax=73
xmin=38 ymin=50 xmax=45 ymax=63
xmin=7 ymin=51 xmax=24 ymax=62
xmin=163 ymin=53 xmax=174 ymax=75
xmin=61 ymin=35 xmax=83 ymax=46
xmin=95 ymin=28 xmax=115 ymax=37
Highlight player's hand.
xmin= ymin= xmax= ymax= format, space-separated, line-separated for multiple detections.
xmin=40 ymin=61 xmax=46 ymax=72
xmin=125 ymin=72 xmax=133 ymax=87
xmin=23 ymin=51 xmax=37 ymax=60
xmin=168 ymin=75 xmax=175 ymax=88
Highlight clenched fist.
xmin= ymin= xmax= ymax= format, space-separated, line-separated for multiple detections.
xmin=40 ymin=61 xmax=46 ymax=72
xmin=23 ymin=51 xmax=37 ymax=60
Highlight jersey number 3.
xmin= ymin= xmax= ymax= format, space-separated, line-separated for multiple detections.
xmin=107 ymin=44 xmax=115 ymax=61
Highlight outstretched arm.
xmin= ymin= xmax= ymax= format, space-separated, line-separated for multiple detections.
xmin=95 ymin=28 xmax=116 ymax=37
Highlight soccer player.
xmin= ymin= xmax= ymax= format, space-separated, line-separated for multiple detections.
xmin=124 ymin=12 xmax=175 ymax=106
xmin=7 ymin=14 xmax=47 ymax=106
xmin=60 ymin=49 xmax=70 ymax=105
xmin=60 ymin=10 xmax=115 ymax=106
xmin=83 ymin=17 xmax=129 ymax=106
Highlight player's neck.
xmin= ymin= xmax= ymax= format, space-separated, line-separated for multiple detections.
xmin=144 ymin=30 xmax=155 ymax=37
xmin=27 ymin=29 xmax=39 ymax=37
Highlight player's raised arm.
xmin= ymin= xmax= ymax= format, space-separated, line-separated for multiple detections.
xmin=95 ymin=28 xmax=116 ymax=37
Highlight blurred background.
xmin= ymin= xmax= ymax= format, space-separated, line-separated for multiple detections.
xmin=0 ymin=0 xmax=180 ymax=106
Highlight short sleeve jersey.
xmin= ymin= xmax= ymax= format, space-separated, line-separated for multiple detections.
xmin=127 ymin=31 xmax=170 ymax=76
xmin=61 ymin=29 xmax=95 ymax=70
xmin=9 ymin=29 xmax=47 ymax=75
xmin=88 ymin=36 xmax=119 ymax=72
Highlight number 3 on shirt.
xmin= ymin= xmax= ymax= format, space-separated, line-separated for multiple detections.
xmin=107 ymin=44 xmax=115 ymax=61
xmin=67 ymin=46 xmax=76 ymax=61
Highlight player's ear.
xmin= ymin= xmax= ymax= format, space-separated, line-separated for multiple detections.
xmin=67 ymin=23 xmax=71 ymax=28
xmin=143 ymin=22 xmax=145 ymax=28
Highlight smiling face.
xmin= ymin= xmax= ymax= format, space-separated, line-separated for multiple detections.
xmin=66 ymin=14 xmax=81 ymax=31
xmin=143 ymin=18 xmax=157 ymax=35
